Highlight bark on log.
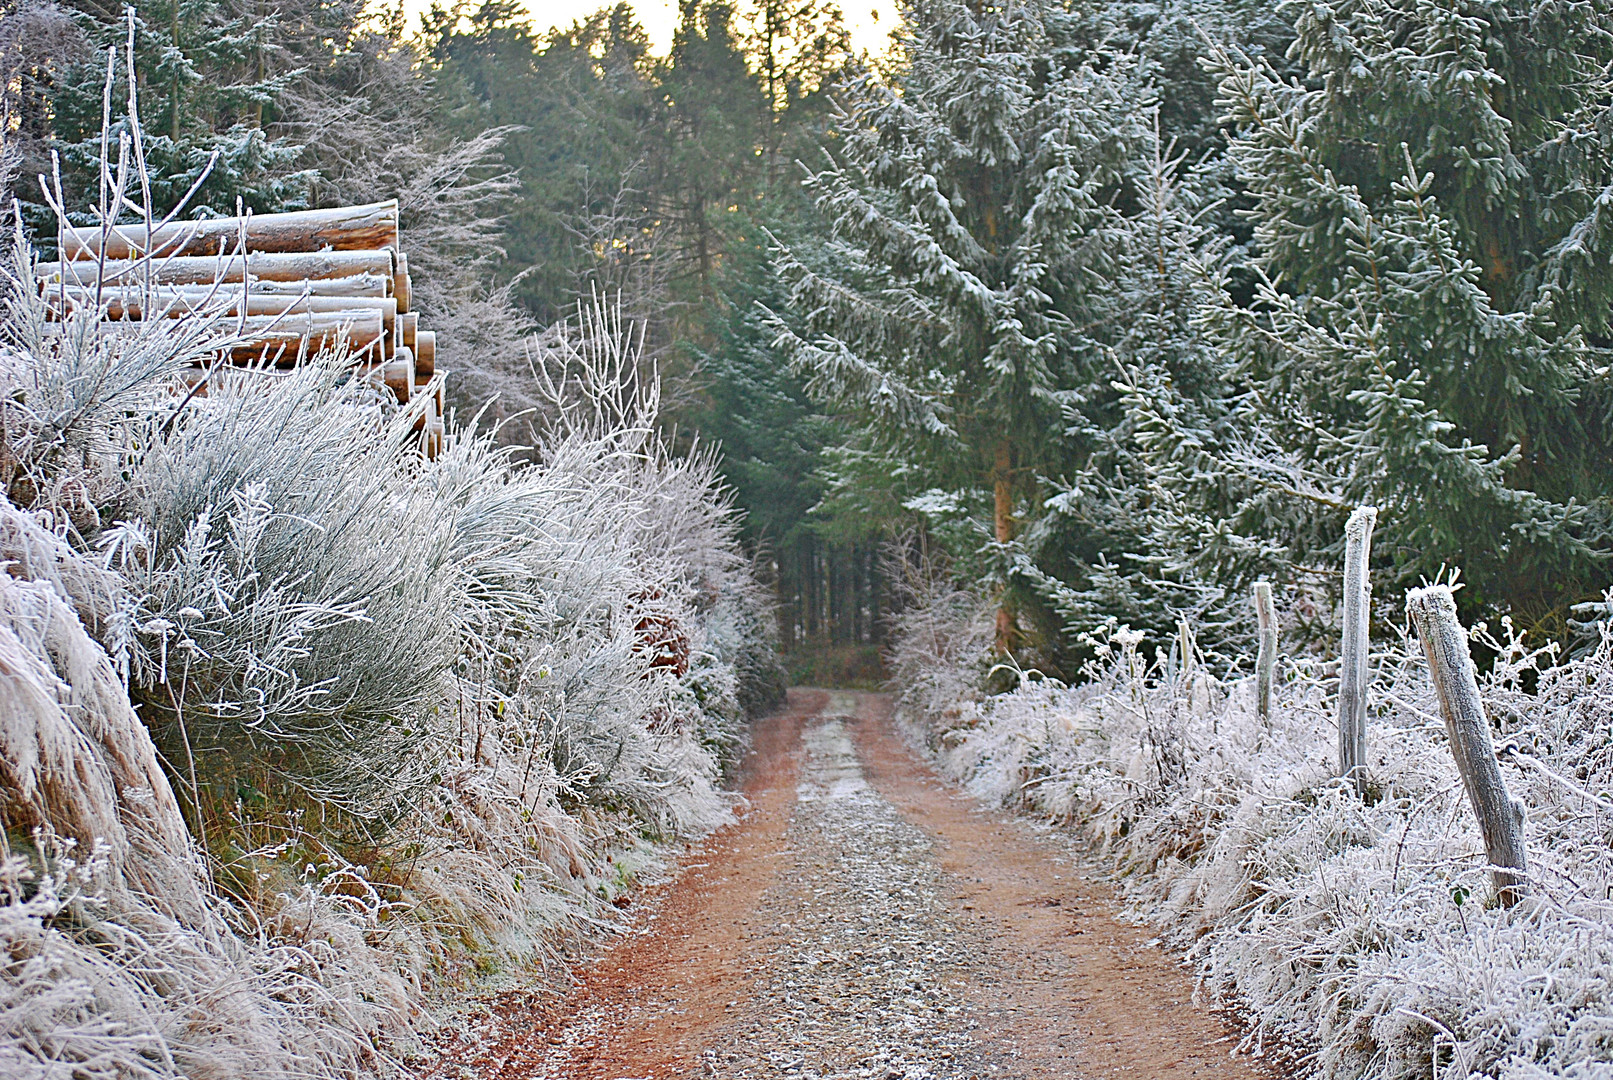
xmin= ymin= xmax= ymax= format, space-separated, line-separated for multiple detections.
xmin=241 ymin=274 xmax=392 ymax=298
xmin=1406 ymin=585 xmax=1529 ymax=906
xmin=180 ymin=365 xmax=297 ymax=393
xmin=50 ymin=288 xmax=396 ymax=322
xmin=1253 ymin=580 xmax=1277 ymax=724
xmin=1338 ymin=506 xmax=1376 ymax=796
xmin=60 ymin=200 xmax=399 ymax=260
xmin=225 ymin=337 xmax=382 ymax=365
xmin=40 ymin=310 xmax=386 ymax=362
xmin=414 ymin=330 xmax=435 ymax=376
xmin=36 ymin=249 xmax=395 ymax=289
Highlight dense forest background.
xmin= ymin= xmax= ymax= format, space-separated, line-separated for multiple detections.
xmin=10 ymin=0 xmax=1613 ymax=684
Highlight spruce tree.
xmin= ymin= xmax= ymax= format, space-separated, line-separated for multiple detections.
xmin=30 ymin=0 xmax=311 ymax=229
xmin=768 ymin=0 xmax=1147 ymax=655
xmin=1190 ymin=0 xmax=1613 ymax=630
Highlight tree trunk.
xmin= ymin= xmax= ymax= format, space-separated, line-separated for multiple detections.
xmin=1338 ymin=505 xmax=1376 ymax=795
xmin=805 ymin=539 xmax=819 ymax=640
xmin=60 ymin=200 xmax=400 ymax=260
xmin=868 ymin=546 xmax=883 ymax=643
xmin=38 ymin=249 xmax=396 ymax=289
xmin=992 ymin=438 xmax=1016 ymax=654
xmin=1253 ymin=580 xmax=1277 ymax=724
xmin=1406 ymin=585 xmax=1529 ymax=906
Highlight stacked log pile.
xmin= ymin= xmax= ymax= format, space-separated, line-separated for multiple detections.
xmin=35 ymin=199 xmax=446 ymax=456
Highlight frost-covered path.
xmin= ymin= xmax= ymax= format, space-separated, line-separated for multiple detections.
xmin=426 ymin=690 xmax=1277 ymax=1080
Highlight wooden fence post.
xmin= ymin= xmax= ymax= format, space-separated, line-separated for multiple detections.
xmin=1406 ymin=585 xmax=1528 ymax=906
xmin=1253 ymin=581 xmax=1276 ymax=723
xmin=1338 ymin=506 xmax=1377 ymax=795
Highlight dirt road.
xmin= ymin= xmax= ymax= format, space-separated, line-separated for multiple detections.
xmin=427 ymin=689 xmax=1278 ymax=1080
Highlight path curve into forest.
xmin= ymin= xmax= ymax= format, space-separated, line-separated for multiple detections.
xmin=424 ymin=689 xmax=1282 ymax=1080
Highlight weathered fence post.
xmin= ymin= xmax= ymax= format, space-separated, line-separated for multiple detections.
xmin=1406 ymin=585 xmax=1528 ymax=906
xmin=1253 ymin=581 xmax=1276 ymax=723
xmin=1338 ymin=506 xmax=1377 ymax=795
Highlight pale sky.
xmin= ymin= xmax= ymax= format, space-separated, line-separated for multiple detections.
xmin=405 ymin=0 xmax=896 ymax=57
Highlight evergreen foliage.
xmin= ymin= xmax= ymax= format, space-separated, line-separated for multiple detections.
xmin=776 ymin=0 xmax=1613 ymax=660
xmin=1185 ymin=0 xmax=1613 ymax=630
xmin=767 ymin=0 xmax=1149 ymax=660
xmin=25 ymin=0 xmax=313 ymax=230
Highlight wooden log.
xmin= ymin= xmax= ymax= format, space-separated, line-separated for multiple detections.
xmin=411 ymin=383 xmax=433 ymax=425
xmin=226 ymin=336 xmax=383 ymax=365
xmin=1338 ymin=505 xmax=1376 ymax=796
xmin=36 ymin=250 xmax=395 ymax=289
xmin=414 ymin=331 xmax=435 ymax=376
xmin=178 ymin=365 xmax=291 ymax=395
xmin=394 ymin=253 xmax=411 ymax=313
xmin=1253 ymin=581 xmax=1277 ymax=724
xmin=1405 ymin=585 xmax=1528 ymax=906
xmin=359 ymin=349 xmax=414 ymax=404
xmin=60 ymin=201 xmax=399 ymax=260
xmin=243 ymin=274 xmax=392 ymax=298
xmin=49 ymin=288 xmax=396 ymax=323
xmin=38 ymin=309 xmax=384 ymax=359
xmin=397 ymin=311 xmax=418 ymax=352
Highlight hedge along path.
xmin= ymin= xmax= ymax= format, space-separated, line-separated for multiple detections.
xmin=35 ymin=199 xmax=445 ymax=455
xmin=424 ymin=690 xmax=1281 ymax=1080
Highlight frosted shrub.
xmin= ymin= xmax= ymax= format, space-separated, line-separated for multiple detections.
xmin=900 ymin=591 xmax=1613 ymax=1079
xmin=0 ymin=40 xmax=778 ymax=1073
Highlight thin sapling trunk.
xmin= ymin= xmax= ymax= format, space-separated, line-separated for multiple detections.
xmin=992 ymin=438 xmax=1015 ymax=654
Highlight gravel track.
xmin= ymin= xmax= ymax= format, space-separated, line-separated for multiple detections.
xmin=421 ymin=690 xmax=1279 ymax=1080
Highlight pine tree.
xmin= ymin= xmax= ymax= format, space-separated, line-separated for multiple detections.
xmin=1190 ymin=0 xmax=1613 ymax=631
xmin=1026 ymin=124 xmax=1261 ymax=658
xmin=768 ymin=0 xmax=1148 ymax=656
xmin=28 ymin=0 xmax=312 ymax=229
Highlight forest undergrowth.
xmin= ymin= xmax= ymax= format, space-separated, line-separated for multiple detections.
xmin=890 ymin=576 xmax=1613 ymax=1080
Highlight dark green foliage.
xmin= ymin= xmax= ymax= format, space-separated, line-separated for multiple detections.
xmin=21 ymin=0 xmax=1613 ymax=680
xmin=1185 ymin=0 xmax=1613 ymax=633
xmin=22 ymin=0 xmax=313 ymax=234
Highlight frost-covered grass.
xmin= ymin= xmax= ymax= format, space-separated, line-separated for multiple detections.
xmin=893 ymin=600 xmax=1613 ymax=1079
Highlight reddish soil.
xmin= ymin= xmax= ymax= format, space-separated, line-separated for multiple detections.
xmin=421 ymin=689 xmax=1281 ymax=1080
xmin=848 ymin=693 xmax=1271 ymax=1078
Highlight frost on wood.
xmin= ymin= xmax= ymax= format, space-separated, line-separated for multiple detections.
xmin=1338 ymin=505 xmax=1375 ymax=795
xmin=1252 ymin=581 xmax=1276 ymax=724
xmin=1406 ymin=585 xmax=1528 ymax=906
